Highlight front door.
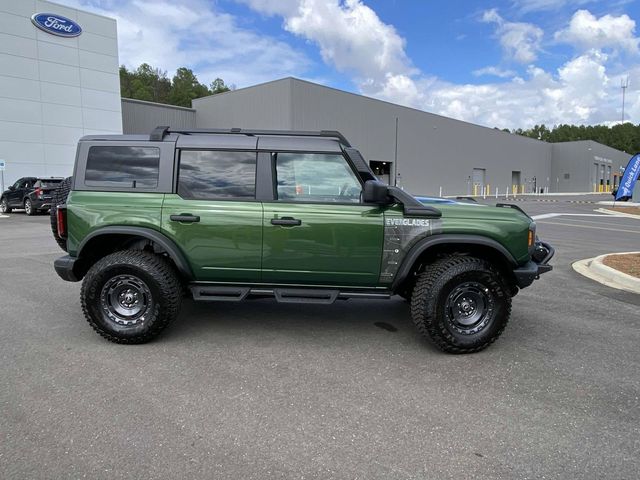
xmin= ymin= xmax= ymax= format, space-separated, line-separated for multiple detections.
xmin=262 ymin=152 xmax=384 ymax=286
xmin=161 ymin=149 xmax=263 ymax=282
xmin=8 ymin=178 xmax=29 ymax=207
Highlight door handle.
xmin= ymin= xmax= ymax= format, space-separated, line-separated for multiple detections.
xmin=170 ymin=214 xmax=200 ymax=223
xmin=271 ymin=216 xmax=302 ymax=226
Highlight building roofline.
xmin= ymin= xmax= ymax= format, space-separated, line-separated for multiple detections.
xmin=121 ymin=97 xmax=196 ymax=112
xmin=194 ymin=76 xmax=547 ymax=147
xmin=192 ymin=77 xmax=294 ymax=104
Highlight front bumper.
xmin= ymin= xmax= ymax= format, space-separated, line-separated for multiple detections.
xmin=54 ymin=255 xmax=81 ymax=282
xmin=513 ymin=241 xmax=555 ymax=288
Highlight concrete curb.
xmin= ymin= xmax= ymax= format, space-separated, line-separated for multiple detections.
xmin=595 ymin=208 xmax=640 ymax=220
xmin=572 ymin=252 xmax=640 ymax=294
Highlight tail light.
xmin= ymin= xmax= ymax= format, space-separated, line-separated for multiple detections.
xmin=56 ymin=206 xmax=67 ymax=238
xmin=35 ymin=187 xmax=43 ymax=199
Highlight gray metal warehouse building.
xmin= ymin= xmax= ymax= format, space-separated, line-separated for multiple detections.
xmin=121 ymin=77 xmax=634 ymax=198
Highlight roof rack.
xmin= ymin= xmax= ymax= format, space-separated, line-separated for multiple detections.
xmin=149 ymin=126 xmax=351 ymax=147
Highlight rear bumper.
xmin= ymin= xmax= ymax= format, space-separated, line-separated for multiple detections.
xmin=54 ymin=255 xmax=81 ymax=282
xmin=30 ymin=197 xmax=52 ymax=209
xmin=513 ymin=241 xmax=555 ymax=288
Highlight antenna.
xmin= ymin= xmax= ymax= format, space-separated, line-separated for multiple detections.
xmin=621 ymin=76 xmax=629 ymax=124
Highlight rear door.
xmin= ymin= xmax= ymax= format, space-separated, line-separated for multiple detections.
xmin=161 ymin=137 xmax=263 ymax=282
xmin=261 ymin=149 xmax=384 ymax=287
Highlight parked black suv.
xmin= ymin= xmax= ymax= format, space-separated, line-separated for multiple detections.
xmin=1 ymin=177 xmax=63 ymax=215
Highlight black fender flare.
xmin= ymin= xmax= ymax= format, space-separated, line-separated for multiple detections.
xmin=390 ymin=234 xmax=519 ymax=292
xmin=77 ymin=226 xmax=193 ymax=279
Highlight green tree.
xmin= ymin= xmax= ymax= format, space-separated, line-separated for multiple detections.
xmin=209 ymin=77 xmax=231 ymax=95
xmin=511 ymin=123 xmax=640 ymax=153
xmin=119 ymin=63 xmax=232 ymax=107
xmin=169 ymin=67 xmax=211 ymax=107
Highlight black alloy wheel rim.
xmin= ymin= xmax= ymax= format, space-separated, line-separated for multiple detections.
xmin=444 ymin=281 xmax=494 ymax=335
xmin=100 ymin=274 xmax=153 ymax=326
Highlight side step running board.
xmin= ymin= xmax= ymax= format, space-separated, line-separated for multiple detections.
xmin=190 ymin=286 xmax=250 ymax=302
xmin=189 ymin=284 xmax=391 ymax=303
xmin=273 ymin=288 xmax=339 ymax=304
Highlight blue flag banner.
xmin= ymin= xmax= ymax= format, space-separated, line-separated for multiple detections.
xmin=615 ymin=153 xmax=640 ymax=201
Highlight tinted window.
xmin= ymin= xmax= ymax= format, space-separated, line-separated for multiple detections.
xmin=85 ymin=146 xmax=160 ymax=188
xmin=35 ymin=179 xmax=62 ymax=188
xmin=275 ymin=153 xmax=362 ymax=203
xmin=178 ymin=150 xmax=256 ymax=200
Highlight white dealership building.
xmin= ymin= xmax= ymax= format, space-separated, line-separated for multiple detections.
xmin=0 ymin=0 xmax=121 ymax=190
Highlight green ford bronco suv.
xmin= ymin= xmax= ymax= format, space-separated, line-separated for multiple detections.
xmin=53 ymin=127 xmax=553 ymax=353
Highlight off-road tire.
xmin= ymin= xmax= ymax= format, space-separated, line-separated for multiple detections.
xmin=50 ymin=176 xmax=72 ymax=251
xmin=81 ymin=250 xmax=182 ymax=344
xmin=24 ymin=198 xmax=35 ymax=215
xmin=0 ymin=197 xmax=10 ymax=213
xmin=410 ymin=255 xmax=511 ymax=354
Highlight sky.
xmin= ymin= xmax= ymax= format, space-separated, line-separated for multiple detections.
xmin=56 ymin=0 xmax=640 ymax=130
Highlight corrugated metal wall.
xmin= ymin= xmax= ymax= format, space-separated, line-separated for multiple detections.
xmin=121 ymin=98 xmax=195 ymax=134
xmin=193 ymin=79 xmax=293 ymax=130
xmin=552 ymin=141 xmax=630 ymax=193
xmin=290 ymin=79 xmax=551 ymax=196
xmin=169 ymin=77 xmax=631 ymax=196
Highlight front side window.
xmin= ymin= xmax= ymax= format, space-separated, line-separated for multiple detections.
xmin=85 ymin=146 xmax=160 ymax=188
xmin=178 ymin=150 xmax=256 ymax=200
xmin=275 ymin=153 xmax=362 ymax=203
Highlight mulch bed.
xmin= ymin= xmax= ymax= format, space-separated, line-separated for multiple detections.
xmin=608 ymin=206 xmax=640 ymax=216
xmin=603 ymin=253 xmax=640 ymax=279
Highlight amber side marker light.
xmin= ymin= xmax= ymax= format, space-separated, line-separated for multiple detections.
xmin=56 ymin=207 xmax=66 ymax=238
xmin=528 ymin=230 xmax=534 ymax=247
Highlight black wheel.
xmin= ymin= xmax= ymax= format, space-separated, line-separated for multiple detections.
xmin=81 ymin=250 xmax=182 ymax=344
xmin=0 ymin=197 xmax=11 ymax=213
xmin=410 ymin=256 xmax=511 ymax=354
xmin=50 ymin=177 xmax=72 ymax=252
xmin=24 ymin=198 xmax=35 ymax=215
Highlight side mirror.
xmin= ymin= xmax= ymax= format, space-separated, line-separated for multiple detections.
xmin=362 ymin=180 xmax=389 ymax=204
xmin=8 ymin=185 xmax=15 ymax=191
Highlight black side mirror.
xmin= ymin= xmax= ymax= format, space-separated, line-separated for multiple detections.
xmin=362 ymin=180 xmax=389 ymax=204
xmin=8 ymin=185 xmax=15 ymax=191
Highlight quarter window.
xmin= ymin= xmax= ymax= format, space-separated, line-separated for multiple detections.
xmin=274 ymin=153 xmax=362 ymax=203
xmin=178 ymin=150 xmax=256 ymax=200
xmin=85 ymin=146 xmax=160 ymax=188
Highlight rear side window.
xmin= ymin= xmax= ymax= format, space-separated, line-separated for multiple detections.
xmin=85 ymin=146 xmax=160 ymax=188
xmin=178 ymin=150 xmax=256 ymax=200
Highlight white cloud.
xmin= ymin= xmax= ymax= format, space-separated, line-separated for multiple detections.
xmin=481 ymin=9 xmax=544 ymax=64
xmin=241 ymin=0 xmax=419 ymax=101
xmin=472 ymin=66 xmax=517 ymax=78
xmin=58 ymin=0 xmax=640 ymax=129
xmin=555 ymin=10 xmax=640 ymax=54
xmin=511 ymin=0 xmax=595 ymax=13
xmin=55 ymin=0 xmax=310 ymax=87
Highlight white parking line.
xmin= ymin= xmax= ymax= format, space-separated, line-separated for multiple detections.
xmin=531 ymin=213 xmax=622 ymax=220
xmin=0 ymin=214 xmax=8 ymax=219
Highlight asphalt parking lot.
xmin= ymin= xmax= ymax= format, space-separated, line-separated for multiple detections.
xmin=1 ymin=195 xmax=639 ymax=479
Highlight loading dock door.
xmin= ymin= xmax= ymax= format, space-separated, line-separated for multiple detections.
xmin=511 ymin=171 xmax=521 ymax=193
xmin=472 ymin=168 xmax=486 ymax=195
xmin=370 ymin=161 xmax=391 ymax=185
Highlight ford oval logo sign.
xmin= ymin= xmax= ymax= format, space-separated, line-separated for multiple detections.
xmin=31 ymin=13 xmax=82 ymax=38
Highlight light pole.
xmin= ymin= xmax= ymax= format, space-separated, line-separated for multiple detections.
xmin=621 ymin=76 xmax=629 ymax=124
